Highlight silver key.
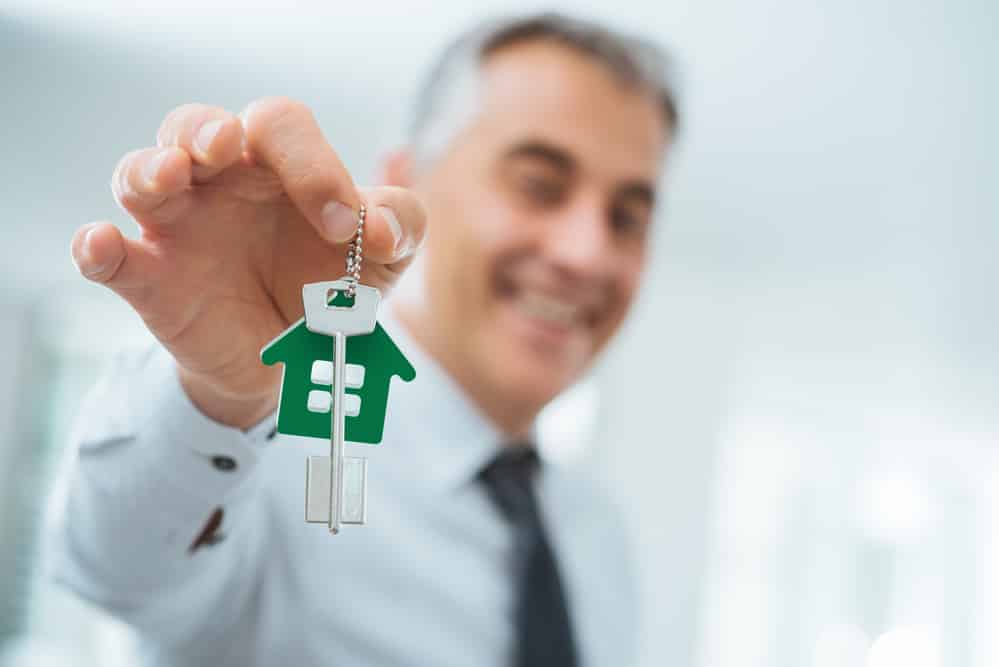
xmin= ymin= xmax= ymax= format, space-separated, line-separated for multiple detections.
xmin=302 ymin=278 xmax=380 ymax=534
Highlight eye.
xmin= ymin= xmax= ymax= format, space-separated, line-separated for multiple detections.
xmin=610 ymin=205 xmax=649 ymax=238
xmin=517 ymin=172 xmax=566 ymax=206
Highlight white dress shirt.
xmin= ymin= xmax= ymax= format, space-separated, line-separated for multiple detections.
xmin=46 ymin=311 xmax=638 ymax=666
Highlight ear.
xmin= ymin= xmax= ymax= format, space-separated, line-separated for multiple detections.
xmin=377 ymin=149 xmax=415 ymax=187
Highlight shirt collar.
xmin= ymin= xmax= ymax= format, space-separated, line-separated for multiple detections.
xmin=379 ymin=303 xmax=511 ymax=494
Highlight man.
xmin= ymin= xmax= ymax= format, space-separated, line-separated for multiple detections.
xmin=49 ymin=12 xmax=678 ymax=667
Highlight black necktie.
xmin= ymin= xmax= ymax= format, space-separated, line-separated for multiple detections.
xmin=479 ymin=447 xmax=579 ymax=667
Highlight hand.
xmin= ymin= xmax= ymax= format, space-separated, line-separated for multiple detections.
xmin=71 ymin=98 xmax=427 ymax=429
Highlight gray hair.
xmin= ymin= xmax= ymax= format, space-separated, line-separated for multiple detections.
xmin=406 ymin=12 xmax=680 ymax=165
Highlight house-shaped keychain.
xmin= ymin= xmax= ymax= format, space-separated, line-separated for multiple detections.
xmin=261 ymin=316 xmax=415 ymax=444
xmin=261 ymin=286 xmax=415 ymax=530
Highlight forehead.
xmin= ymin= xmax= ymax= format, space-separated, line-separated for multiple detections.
xmin=471 ymin=41 xmax=668 ymax=180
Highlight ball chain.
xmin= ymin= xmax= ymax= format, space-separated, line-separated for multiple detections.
xmin=345 ymin=204 xmax=365 ymax=297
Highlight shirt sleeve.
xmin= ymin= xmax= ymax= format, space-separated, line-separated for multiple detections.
xmin=44 ymin=342 xmax=276 ymax=647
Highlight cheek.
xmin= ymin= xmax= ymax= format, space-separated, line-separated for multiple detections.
xmin=467 ymin=181 xmax=528 ymax=249
xmin=451 ymin=187 xmax=530 ymax=294
xmin=423 ymin=185 xmax=508 ymax=318
xmin=602 ymin=265 xmax=644 ymax=332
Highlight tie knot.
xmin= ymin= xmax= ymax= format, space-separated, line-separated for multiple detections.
xmin=478 ymin=446 xmax=541 ymax=524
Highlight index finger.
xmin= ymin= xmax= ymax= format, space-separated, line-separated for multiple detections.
xmin=240 ymin=97 xmax=361 ymax=244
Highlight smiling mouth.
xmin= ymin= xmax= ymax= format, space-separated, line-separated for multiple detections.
xmin=495 ymin=274 xmax=601 ymax=333
xmin=512 ymin=290 xmax=581 ymax=328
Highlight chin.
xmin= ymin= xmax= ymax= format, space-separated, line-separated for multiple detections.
xmin=466 ymin=285 xmax=609 ymax=415
xmin=486 ymin=333 xmax=589 ymax=408
xmin=490 ymin=362 xmax=570 ymax=411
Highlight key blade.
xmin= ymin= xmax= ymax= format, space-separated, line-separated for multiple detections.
xmin=305 ymin=456 xmax=331 ymax=523
xmin=340 ymin=457 xmax=368 ymax=525
xmin=305 ymin=456 xmax=367 ymax=525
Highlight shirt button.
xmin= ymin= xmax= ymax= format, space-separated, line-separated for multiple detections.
xmin=211 ymin=456 xmax=238 ymax=472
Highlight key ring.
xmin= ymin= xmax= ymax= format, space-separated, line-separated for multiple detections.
xmin=344 ymin=204 xmax=365 ymax=298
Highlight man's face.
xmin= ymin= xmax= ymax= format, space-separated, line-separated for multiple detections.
xmin=400 ymin=40 xmax=669 ymax=424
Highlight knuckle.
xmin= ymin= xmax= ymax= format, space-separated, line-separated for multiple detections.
xmin=157 ymin=103 xmax=213 ymax=146
xmin=243 ymin=96 xmax=313 ymax=136
xmin=258 ymin=96 xmax=310 ymax=118
xmin=287 ymin=159 xmax=324 ymax=190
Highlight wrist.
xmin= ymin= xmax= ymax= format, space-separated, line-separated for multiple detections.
xmin=177 ymin=366 xmax=277 ymax=431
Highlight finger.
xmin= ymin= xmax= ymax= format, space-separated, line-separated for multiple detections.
xmin=358 ymin=186 xmax=427 ymax=270
xmin=71 ymin=222 xmax=160 ymax=296
xmin=112 ymin=147 xmax=192 ymax=223
xmin=240 ymin=97 xmax=360 ymax=244
xmin=156 ymin=103 xmax=244 ymax=181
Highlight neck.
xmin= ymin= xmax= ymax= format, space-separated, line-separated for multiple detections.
xmin=391 ymin=302 xmax=541 ymax=441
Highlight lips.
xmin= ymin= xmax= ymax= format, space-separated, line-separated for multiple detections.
xmin=512 ymin=290 xmax=582 ymax=328
xmin=493 ymin=264 xmax=607 ymax=345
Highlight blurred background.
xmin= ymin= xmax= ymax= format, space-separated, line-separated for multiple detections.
xmin=0 ymin=1 xmax=995 ymax=665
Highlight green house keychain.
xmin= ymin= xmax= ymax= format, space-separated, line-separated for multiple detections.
xmin=260 ymin=204 xmax=415 ymax=535
xmin=261 ymin=306 xmax=414 ymax=444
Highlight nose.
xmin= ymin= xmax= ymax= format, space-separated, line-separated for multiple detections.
xmin=540 ymin=195 xmax=615 ymax=276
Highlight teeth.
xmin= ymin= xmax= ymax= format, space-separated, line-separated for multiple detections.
xmin=514 ymin=291 xmax=581 ymax=326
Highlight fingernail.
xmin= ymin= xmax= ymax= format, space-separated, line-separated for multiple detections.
xmin=379 ymin=205 xmax=408 ymax=260
xmin=194 ymin=119 xmax=224 ymax=156
xmin=80 ymin=225 xmax=106 ymax=273
xmin=321 ymin=201 xmax=357 ymax=242
xmin=143 ymin=149 xmax=170 ymax=187
xmin=71 ymin=227 xmax=90 ymax=272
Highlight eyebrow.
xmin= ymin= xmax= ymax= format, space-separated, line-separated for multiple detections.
xmin=502 ymin=140 xmax=576 ymax=171
xmin=618 ymin=182 xmax=656 ymax=208
xmin=502 ymin=138 xmax=657 ymax=207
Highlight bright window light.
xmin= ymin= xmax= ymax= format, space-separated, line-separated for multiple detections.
xmin=857 ymin=470 xmax=936 ymax=545
xmin=867 ymin=626 xmax=941 ymax=667
xmin=812 ymin=623 xmax=870 ymax=667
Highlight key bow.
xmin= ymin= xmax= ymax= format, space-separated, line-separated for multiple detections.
xmin=302 ymin=278 xmax=380 ymax=338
